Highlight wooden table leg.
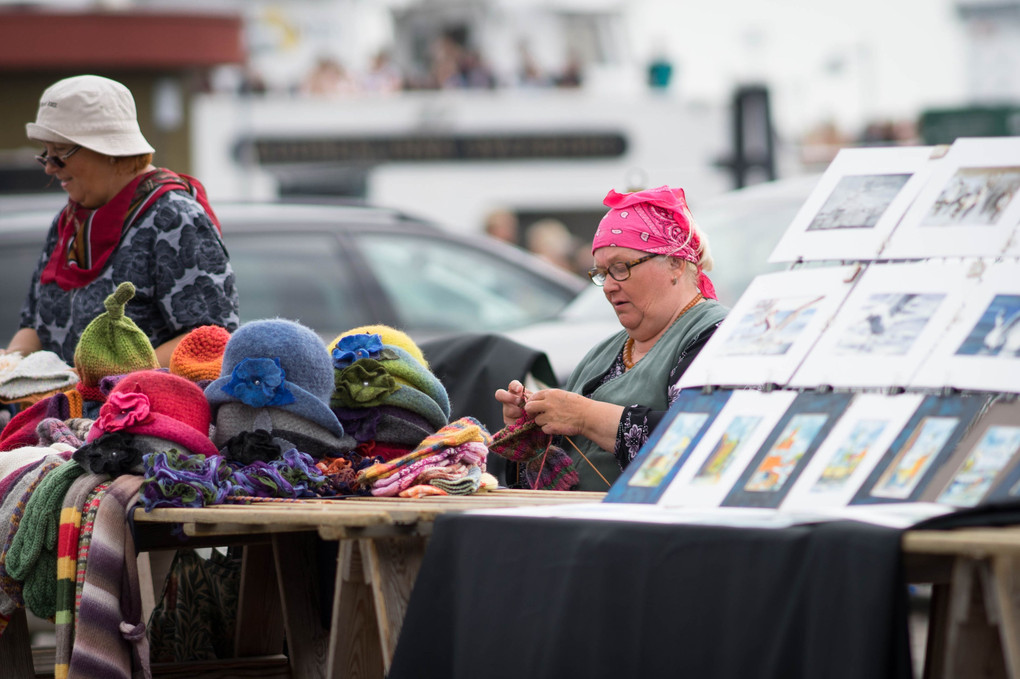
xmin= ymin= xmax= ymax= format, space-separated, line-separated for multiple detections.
xmin=940 ymin=557 xmax=1010 ymax=679
xmin=989 ymin=555 xmax=1020 ymax=678
xmin=360 ymin=536 xmax=428 ymax=675
xmin=273 ymin=532 xmax=328 ymax=679
xmin=236 ymin=543 xmax=286 ymax=657
xmin=328 ymin=540 xmax=384 ymax=679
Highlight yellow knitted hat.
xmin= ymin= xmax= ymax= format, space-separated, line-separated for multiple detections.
xmin=336 ymin=324 xmax=429 ymax=368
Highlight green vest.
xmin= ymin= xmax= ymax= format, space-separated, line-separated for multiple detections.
xmin=563 ymin=300 xmax=728 ymax=490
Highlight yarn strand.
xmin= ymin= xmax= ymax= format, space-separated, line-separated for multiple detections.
xmin=563 ymin=435 xmax=611 ymax=488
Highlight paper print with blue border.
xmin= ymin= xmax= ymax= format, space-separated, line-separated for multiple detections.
xmin=678 ymin=265 xmax=859 ymax=390
xmin=781 ymin=393 xmax=925 ymax=511
xmin=602 ymin=388 xmax=732 ymax=504
xmin=911 ymin=260 xmax=1020 ymax=393
xmin=769 ymin=146 xmax=936 ymax=263
xmin=922 ymin=399 xmax=1020 ymax=507
xmin=789 ymin=260 xmax=977 ymax=390
xmin=882 ymin=137 xmax=1020 ymax=259
xmin=659 ymin=389 xmax=799 ymax=508
xmin=851 ymin=393 xmax=991 ymax=505
xmin=720 ymin=391 xmax=855 ymax=508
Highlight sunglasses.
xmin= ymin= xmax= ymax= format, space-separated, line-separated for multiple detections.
xmin=35 ymin=145 xmax=82 ymax=169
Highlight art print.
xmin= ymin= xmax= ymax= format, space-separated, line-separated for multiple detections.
xmin=603 ymin=389 xmax=731 ymax=504
xmin=925 ymin=399 xmax=1020 ymax=507
xmin=920 ymin=167 xmax=1020 ymax=227
xmin=782 ymin=393 xmax=925 ymax=511
xmin=659 ymin=389 xmax=798 ymax=508
xmin=627 ymin=412 xmax=710 ymax=488
xmin=912 ymin=261 xmax=1020 ymax=393
xmin=790 ymin=260 xmax=974 ymax=390
xmin=769 ymin=146 xmax=936 ymax=263
xmin=679 ymin=266 xmax=858 ymax=389
xmin=853 ymin=393 xmax=990 ymax=505
xmin=721 ymin=391 xmax=854 ymax=508
xmin=882 ymin=137 xmax=1020 ymax=259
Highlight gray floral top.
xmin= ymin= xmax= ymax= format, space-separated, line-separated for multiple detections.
xmin=20 ymin=190 xmax=240 ymax=364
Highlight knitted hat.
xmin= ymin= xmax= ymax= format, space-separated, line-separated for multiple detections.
xmin=0 ymin=351 xmax=78 ymax=401
xmin=205 ymin=319 xmax=344 ymax=438
xmin=211 ymin=402 xmax=355 ymax=460
xmin=73 ymin=282 xmax=159 ymax=400
xmin=329 ymin=327 xmax=450 ymax=430
xmin=0 ymin=392 xmax=71 ymax=452
xmin=170 ymin=325 xmax=231 ymax=383
xmin=86 ymin=370 xmax=218 ymax=458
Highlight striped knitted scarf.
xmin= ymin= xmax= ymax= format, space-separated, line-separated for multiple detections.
xmin=53 ymin=474 xmax=108 ymax=679
xmin=357 ymin=417 xmax=491 ymax=486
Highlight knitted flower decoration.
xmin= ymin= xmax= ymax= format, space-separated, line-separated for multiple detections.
xmin=72 ymin=431 xmax=145 ymax=475
xmin=220 ymin=357 xmax=295 ymax=408
xmin=332 ymin=333 xmax=396 ymax=369
xmin=96 ymin=390 xmax=152 ymax=432
xmin=222 ymin=429 xmax=283 ymax=465
xmin=333 ymin=360 xmax=398 ymax=407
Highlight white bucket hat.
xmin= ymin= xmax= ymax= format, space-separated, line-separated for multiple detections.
xmin=25 ymin=75 xmax=155 ymax=157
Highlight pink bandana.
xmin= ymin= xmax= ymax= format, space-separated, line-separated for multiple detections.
xmin=591 ymin=185 xmax=716 ymax=299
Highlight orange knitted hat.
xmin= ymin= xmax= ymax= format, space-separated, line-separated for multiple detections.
xmin=170 ymin=325 xmax=231 ymax=383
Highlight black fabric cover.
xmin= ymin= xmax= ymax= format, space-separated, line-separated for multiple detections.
xmin=388 ymin=514 xmax=913 ymax=679
xmin=419 ymin=333 xmax=558 ymax=486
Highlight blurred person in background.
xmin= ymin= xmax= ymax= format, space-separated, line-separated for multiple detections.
xmin=525 ymin=218 xmax=577 ymax=272
xmin=496 ymin=186 xmax=727 ymax=490
xmin=1 ymin=75 xmax=239 ymax=367
xmin=483 ymin=208 xmax=520 ymax=245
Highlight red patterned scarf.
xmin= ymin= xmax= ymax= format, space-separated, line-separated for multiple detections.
xmin=40 ymin=168 xmax=221 ymax=291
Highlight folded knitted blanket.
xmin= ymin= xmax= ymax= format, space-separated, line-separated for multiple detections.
xmin=0 ymin=351 xmax=79 ymax=401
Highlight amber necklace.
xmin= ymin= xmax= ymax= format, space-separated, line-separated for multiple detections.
xmin=622 ymin=293 xmax=703 ymax=370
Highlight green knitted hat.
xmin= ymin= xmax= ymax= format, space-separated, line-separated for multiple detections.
xmin=73 ymin=282 xmax=159 ymax=395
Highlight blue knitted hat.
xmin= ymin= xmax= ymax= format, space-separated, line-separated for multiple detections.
xmin=205 ymin=319 xmax=344 ymax=438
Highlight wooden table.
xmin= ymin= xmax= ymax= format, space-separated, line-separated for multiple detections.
xmin=3 ymin=495 xmax=1018 ymax=678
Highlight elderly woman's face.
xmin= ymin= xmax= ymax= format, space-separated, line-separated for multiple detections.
xmin=41 ymin=142 xmax=122 ymax=209
xmin=595 ymin=246 xmax=675 ymax=335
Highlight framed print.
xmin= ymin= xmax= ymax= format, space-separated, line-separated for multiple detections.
xmin=720 ymin=391 xmax=855 ymax=509
xmin=658 ymin=389 xmax=799 ymax=508
xmin=789 ymin=260 xmax=977 ymax=390
xmin=882 ymin=137 xmax=1020 ymax=259
xmin=911 ymin=260 xmax=1020 ymax=393
xmin=769 ymin=146 xmax=936 ymax=263
xmin=921 ymin=398 xmax=1020 ymax=508
xmin=780 ymin=393 xmax=925 ymax=511
xmin=851 ymin=393 xmax=991 ymax=505
xmin=603 ymin=388 xmax=732 ymax=504
xmin=677 ymin=265 xmax=860 ymax=389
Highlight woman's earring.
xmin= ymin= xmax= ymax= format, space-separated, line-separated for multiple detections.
xmin=671 ymin=278 xmax=678 ymax=285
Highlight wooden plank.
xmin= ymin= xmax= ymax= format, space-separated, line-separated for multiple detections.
xmin=904 ymin=529 xmax=1020 ymax=558
xmin=328 ymin=541 xmax=384 ymax=679
xmin=150 ymin=654 xmax=291 ymax=678
xmin=235 ymin=543 xmax=285 ymax=658
xmin=273 ymin=533 xmax=329 ymax=679
xmin=361 ymin=536 xmax=428 ymax=674
xmin=0 ymin=608 xmax=35 ymax=677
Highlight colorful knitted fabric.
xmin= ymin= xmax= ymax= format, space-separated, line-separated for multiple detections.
xmin=367 ymin=442 xmax=487 ymax=497
xmin=399 ymin=485 xmax=448 ymax=498
xmin=6 ymin=459 xmax=87 ymax=619
xmin=67 ymin=474 xmax=148 ymax=679
xmin=141 ymin=450 xmax=233 ymax=510
xmin=74 ymin=484 xmax=110 ymax=633
xmin=522 ymin=444 xmax=580 ymax=492
xmin=0 ymin=457 xmax=64 ymax=635
xmin=53 ymin=472 xmax=107 ymax=679
xmin=0 ymin=392 xmax=71 ymax=451
xmin=489 ymin=411 xmax=551 ymax=462
xmin=357 ymin=417 xmax=490 ymax=486
xmin=169 ymin=325 xmax=231 ymax=384
xmin=36 ymin=417 xmax=88 ymax=448
xmin=430 ymin=464 xmax=484 ymax=495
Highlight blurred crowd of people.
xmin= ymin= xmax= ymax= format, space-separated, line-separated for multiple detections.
xmin=484 ymin=209 xmax=591 ymax=278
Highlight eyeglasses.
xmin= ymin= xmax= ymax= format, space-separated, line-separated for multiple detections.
xmin=587 ymin=253 xmax=659 ymax=286
xmin=35 ymin=145 xmax=82 ymax=169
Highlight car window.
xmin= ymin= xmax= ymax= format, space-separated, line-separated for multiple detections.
xmin=227 ymin=233 xmax=375 ymax=334
xmin=0 ymin=244 xmax=41 ymax=343
xmin=352 ymin=232 xmax=573 ymax=332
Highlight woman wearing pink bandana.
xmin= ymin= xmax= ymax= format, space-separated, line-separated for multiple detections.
xmin=496 ymin=186 xmax=728 ymax=490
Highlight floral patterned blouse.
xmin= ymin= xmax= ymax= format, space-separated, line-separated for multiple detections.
xmin=20 ymin=190 xmax=239 ymax=363
xmin=588 ymin=322 xmax=722 ymax=471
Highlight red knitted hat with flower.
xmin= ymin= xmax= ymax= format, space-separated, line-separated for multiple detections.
xmin=85 ymin=369 xmax=218 ymax=457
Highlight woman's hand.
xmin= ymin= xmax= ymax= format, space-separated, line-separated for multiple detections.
xmin=494 ymin=379 xmax=531 ymax=427
xmin=524 ymin=389 xmax=626 ymax=453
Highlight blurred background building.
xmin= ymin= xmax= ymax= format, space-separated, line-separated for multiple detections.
xmin=1 ymin=0 xmax=1018 ymax=238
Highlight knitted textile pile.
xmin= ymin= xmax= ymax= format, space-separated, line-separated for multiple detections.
xmin=206 ymin=319 xmax=356 ymax=462
xmin=0 ymin=351 xmax=79 ymax=402
xmin=169 ymin=325 xmax=231 ymax=386
xmin=356 ymin=417 xmax=496 ymax=497
xmin=489 ymin=410 xmax=580 ymax=491
xmin=329 ymin=325 xmax=452 ymax=461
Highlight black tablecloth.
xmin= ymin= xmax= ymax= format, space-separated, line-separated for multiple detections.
xmin=388 ymin=514 xmax=912 ymax=679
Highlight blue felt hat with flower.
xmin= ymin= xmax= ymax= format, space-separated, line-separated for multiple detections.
xmin=205 ymin=319 xmax=344 ymax=438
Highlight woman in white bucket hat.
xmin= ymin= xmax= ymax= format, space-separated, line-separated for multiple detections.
xmin=2 ymin=75 xmax=239 ymax=368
